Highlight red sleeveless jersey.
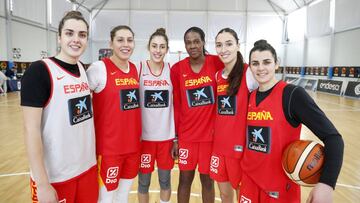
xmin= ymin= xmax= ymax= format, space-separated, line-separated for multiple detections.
xmin=171 ymin=55 xmax=223 ymax=142
xmin=241 ymin=81 xmax=301 ymax=198
xmin=213 ymin=64 xmax=249 ymax=158
xmin=92 ymin=58 xmax=141 ymax=156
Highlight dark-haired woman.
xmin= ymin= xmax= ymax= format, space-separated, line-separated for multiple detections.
xmin=170 ymin=26 xmax=223 ymax=203
xmin=137 ymin=28 xmax=175 ymax=203
xmin=21 ymin=11 xmax=98 ymax=203
xmin=86 ymin=25 xmax=141 ymax=203
xmin=210 ymin=28 xmax=257 ymax=203
xmin=239 ymin=39 xmax=344 ymax=203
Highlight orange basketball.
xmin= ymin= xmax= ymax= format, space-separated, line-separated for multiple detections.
xmin=282 ymin=140 xmax=325 ymax=186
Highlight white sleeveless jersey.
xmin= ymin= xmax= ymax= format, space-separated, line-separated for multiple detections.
xmin=139 ymin=61 xmax=175 ymax=141
xmin=39 ymin=59 xmax=96 ymax=183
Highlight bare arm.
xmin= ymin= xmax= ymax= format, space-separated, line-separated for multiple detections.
xmin=306 ymin=182 xmax=334 ymax=203
xmin=22 ymin=106 xmax=58 ymax=203
xmin=171 ymin=140 xmax=179 ymax=159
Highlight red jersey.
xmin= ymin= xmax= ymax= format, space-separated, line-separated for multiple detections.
xmin=92 ymin=58 xmax=141 ymax=156
xmin=213 ymin=64 xmax=250 ymax=158
xmin=241 ymin=81 xmax=301 ymax=200
xmin=170 ymin=55 xmax=223 ymax=142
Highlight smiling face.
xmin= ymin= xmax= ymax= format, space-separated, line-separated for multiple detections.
xmin=57 ymin=19 xmax=88 ymax=63
xmin=110 ymin=29 xmax=135 ymax=61
xmin=215 ymin=32 xmax=239 ymax=66
xmin=149 ymin=36 xmax=168 ymax=64
xmin=184 ymin=31 xmax=205 ymax=60
xmin=249 ymin=50 xmax=279 ymax=91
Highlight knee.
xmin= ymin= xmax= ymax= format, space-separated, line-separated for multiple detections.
xmin=200 ymin=175 xmax=214 ymax=189
xmin=158 ymin=169 xmax=171 ymax=190
xmin=179 ymin=172 xmax=195 ymax=186
xmin=138 ymin=172 xmax=151 ymax=194
xmin=219 ymin=190 xmax=233 ymax=201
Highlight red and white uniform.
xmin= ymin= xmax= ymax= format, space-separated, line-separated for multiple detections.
xmin=171 ymin=55 xmax=223 ymax=173
xmin=87 ymin=58 xmax=141 ymax=191
xmin=210 ymin=64 xmax=257 ymax=188
xmin=90 ymin=58 xmax=141 ymax=156
xmin=239 ymin=81 xmax=301 ymax=203
xmin=138 ymin=61 xmax=175 ymax=173
xmin=139 ymin=61 xmax=175 ymax=141
xmin=40 ymin=58 xmax=96 ymax=183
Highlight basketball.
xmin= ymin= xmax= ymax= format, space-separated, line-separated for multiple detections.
xmin=282 ymin=140 xmax=325 ymax=186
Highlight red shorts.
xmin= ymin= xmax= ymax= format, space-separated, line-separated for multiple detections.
xmin=139 ymin=140 xmax=175 ymax=173
xmin=238 ymin=173 xmax=300 ymax=203
xmin=98 ymin=152 xmax=140 ymax=191
xmin=31 ymin=165 xmax=98 ymax=203
xmin=178 ymin=141 xmax=212 ymax=174
xmin=209 ymin=153 xmax=242 ymax=189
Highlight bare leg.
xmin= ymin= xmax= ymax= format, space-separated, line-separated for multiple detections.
xmin=177 ymin=170 xmax=195 ymax=203
xmin=200 ymin=174 xmax=214 ymax=203
xmin=217 ymin=182 xmax=235 ymax=203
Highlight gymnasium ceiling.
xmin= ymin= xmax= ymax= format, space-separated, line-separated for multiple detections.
xmin=69 ymin=0 xmax=319 ymax=15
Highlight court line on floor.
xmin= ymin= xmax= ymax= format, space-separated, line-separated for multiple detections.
xmin=0 ymin=98 xmax=20 ymax=105
xmin=0 ymin=104 xmax=21 ymax=107
xmin=325 ymin=109 xmax=360 ymax=112
xmin=315 ymin=98 xmax=360 ymax=110
xmin=336 ymin=183 xmax=360 ymax=190
xmin=1 ymin=171 xmax=359 ymax=191
xmin=0 ymin=172 xmax=30 ymax=177
xmin=129 ymin=190 xmax=222 ymax=201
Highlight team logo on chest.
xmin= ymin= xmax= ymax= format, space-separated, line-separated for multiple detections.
xmin=144 ymin=90 xmax=169 ymax=108
xmin=217 ymin=95 xmax=236 ymax=115
xmin=247 ymin=126 xmax=271 ymax=153
xmin=68 ymin=95 xmax=92 ymax=125
xmin=120 ymin=88 xmax=140 ymax=110
xmin=186 ymin=86 xmax=214 ymax=107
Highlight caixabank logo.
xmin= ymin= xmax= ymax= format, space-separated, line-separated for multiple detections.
xmin=217 ymin=95 xmax=236 ymax=115
xmin=247 ymin=126 xmax=271 ymax=154
xmin=144 ymin=90 xmax=169 ymax=108
xmin=68 ymin=95 xmax=92 ymax=125
xmin=186 ymin=86 xmax=214 ymax=107
xmin=120 ymin=88 xmax=140 ymax=110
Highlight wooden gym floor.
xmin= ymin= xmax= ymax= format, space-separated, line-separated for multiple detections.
xmin=0 ymin=91 xmax=359 ymax=203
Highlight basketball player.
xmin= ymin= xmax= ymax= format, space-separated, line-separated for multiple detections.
xmin=239 ymin=40 xmax=344 ymax=203
xmin=137 ymin=28 xmax=175 ymax=203
xmin=211 ymin=28 xmax=257 ymax=203
xmin=170 ymin=26 xmax=224 ymax=203
xmin=21 ymin=11 xmax=98 ymax=203
xmin=86 ymin=25 xmax=141 ymax=203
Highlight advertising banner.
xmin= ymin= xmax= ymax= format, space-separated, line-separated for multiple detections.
xmin=344 ymin=81 xmax=360 ymax=98
xmin=317 ymin=79 xmax=343 ymax=95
